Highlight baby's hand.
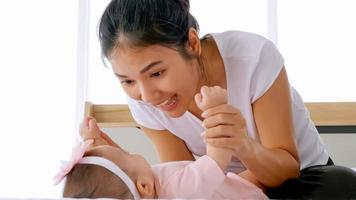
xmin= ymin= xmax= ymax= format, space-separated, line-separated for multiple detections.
xmin=79 ymin=116 xmax=108 ymax=147
xmin=79 ymin=116 xmax=101 ymax=140
xmin=195 ymin=86 xmax=227 ymax=111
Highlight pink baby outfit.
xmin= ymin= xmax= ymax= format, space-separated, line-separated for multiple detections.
xmin=152 ymin=156 xmax=268 ymax=199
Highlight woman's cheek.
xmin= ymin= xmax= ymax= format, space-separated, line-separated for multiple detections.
xmin=124 ymin=86 xmax=140 ymax=100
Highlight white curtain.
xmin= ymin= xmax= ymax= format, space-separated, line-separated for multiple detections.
xmin=0 ymin=0 xmax=78 ymax=198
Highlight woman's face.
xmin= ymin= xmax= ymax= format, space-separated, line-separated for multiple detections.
xmin=110 ymin=44 xmax=201 ymax=118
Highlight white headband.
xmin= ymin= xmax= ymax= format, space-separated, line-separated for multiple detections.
xmin=79 ymin=156 xmax=141 ymax=200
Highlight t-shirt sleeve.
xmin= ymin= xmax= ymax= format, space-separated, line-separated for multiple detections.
xmin=250 ymin=40 xmax=284 ymax=102
xmin=161 ymin=155 xmax=225 ymax=199
xmin=126 ymin=96 xmax=166 ymax=130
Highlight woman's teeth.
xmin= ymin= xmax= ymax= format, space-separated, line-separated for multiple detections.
xmin=158 ymin=99 xmax=170 ymax=106
xmin=158 ymin=95 xmax=176 ymax=107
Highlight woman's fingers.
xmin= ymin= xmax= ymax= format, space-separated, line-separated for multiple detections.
xmin=200 ymin=103 xmax=251 ymax=157
xmin=202 ymin=104 xmax=241 ymax=118
xmin=205 ymin=135 xmax=250 ymax=152
xmin=202 ymin=113 xmax=243 ymax=128
xmin=202 ymin=124 xmax=242 ymax=138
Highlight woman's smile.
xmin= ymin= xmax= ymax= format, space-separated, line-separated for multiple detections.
xmin=156 ymin=94 xmax=178 ymax=112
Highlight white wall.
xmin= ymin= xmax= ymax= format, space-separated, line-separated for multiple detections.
xmin=103 ymin=127 xmax=159 ymax=164
xmin=0 ymin=1 xmax=78 ymax=198
xmin=320 ymin=134 xmax=356 ymax=167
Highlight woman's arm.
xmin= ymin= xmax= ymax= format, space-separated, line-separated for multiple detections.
xmin=244 ymin=67 xmax=300 ymax=187
xmin=203 ymin=67 xmax=300 ymax=187
xmin=141 ymin=126 xmax=195 ymax=162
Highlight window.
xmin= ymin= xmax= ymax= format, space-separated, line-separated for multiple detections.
xmin=278 ymin=0 xmax=356 ymax=101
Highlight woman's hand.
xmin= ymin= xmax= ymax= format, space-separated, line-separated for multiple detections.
xmin=201 ymin=103 xmax=251 ymax=159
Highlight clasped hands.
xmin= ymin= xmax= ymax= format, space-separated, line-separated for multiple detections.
xmin=195 ymin=86 xmax=250 ymax=160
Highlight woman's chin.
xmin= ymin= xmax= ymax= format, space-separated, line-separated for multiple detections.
xmin=162 ymin=104 xmax=187 ymax=118
xmin=164 ymin=109 xmax=185 ymax=118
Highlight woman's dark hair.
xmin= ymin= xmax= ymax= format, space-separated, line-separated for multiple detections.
xmin=98 ymin=0 xmax=199 ymax=60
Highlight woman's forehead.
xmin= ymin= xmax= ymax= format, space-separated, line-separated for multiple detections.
xmin=113 ymin=44 xmax=177 ymax=61
xmin=111 ymin=45 xmax=177 ymax=72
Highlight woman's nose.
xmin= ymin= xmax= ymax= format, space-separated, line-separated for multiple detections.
xmin=138 ymin=83 xmax=161 ymax=104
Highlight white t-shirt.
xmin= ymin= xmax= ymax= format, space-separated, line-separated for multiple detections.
xmin=127 ymin=30 xmax=329 ymax=172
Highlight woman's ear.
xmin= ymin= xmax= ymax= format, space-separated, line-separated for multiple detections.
xmin=136 ymin=176 xmax=155 ymax=198
xmin=186 ymin=28 xmax=201 ymax=57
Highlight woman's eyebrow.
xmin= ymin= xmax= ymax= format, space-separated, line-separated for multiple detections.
xmin=140 ymin=61 xmax=163 ymax=74
xmin=114 ymin=73 xmax=127 ymax=78
xmin=114 ymin=61 xmax=163 ymax=78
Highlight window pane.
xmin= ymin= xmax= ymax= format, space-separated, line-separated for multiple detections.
xmin=191 ymin=0 xmax=268 ymax=37
xmin=278 ymin=0 xmax=356 ymax=101
xmin=88 ymin=0 xmax=269 ymax=103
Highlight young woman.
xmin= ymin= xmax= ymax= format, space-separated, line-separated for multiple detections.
xmin=97 ymin=0 xmax=356 ymax=198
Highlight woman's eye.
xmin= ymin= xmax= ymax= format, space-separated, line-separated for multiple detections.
xmin=150 ymin=70 xmax=165 ymax=77
xmin=121 ymin=80 xmax=134 ymax=85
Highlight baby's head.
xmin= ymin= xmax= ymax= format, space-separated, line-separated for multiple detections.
xmin=63 ymin=159 xmax=133 ymax=198
xmin=61 ymin=144 xmax=156 ymax=199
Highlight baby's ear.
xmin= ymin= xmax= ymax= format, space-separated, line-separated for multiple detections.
xmin=136 ymin=176 xmax=155 ymax=198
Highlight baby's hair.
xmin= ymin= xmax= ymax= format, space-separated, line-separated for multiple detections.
xmin=63 ymin=162 xmax=133 ymax=199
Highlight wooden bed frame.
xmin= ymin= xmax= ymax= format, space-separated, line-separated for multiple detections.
xmin=84 ymin=101 xmax=356 ymax=133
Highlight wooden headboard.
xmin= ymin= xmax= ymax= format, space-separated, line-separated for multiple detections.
xmin=84 ymin=101 xmax=356 ymax=133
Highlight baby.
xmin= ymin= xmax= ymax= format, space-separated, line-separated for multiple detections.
xmin=56 ymin=86 xmax=267 ymax=199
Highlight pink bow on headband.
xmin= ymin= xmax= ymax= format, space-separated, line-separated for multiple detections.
xmin=53 ymin=139 xmax=94 ymax=185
